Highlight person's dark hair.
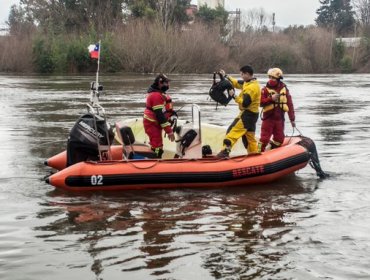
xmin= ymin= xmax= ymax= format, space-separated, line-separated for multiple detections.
xmin=154 ymin=73 xmax=170 ymax=85
xmin=240 ymin=65 xmax=254 ymax=75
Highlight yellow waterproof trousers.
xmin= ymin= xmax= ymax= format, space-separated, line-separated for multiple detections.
xmin=224 ymin=118 xmax=258 ymax=154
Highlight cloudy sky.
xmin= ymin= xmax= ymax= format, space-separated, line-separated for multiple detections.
xmin=224 ymin=0 xmax=320 ymax=27
xmin=1 ymin=0 xmax=17 ymax=24
xmin=1 ymin=0 xmax=320 ymax=27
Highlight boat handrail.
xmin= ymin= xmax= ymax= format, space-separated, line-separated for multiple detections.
xmin=86 ymin=103 xmax=112 ymax=161
xmin=86 ymin=102 xmax=106 ymax=116
xmin=191 ymin=104 xmax=201 ymax=142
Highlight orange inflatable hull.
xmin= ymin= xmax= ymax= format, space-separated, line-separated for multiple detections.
xmin=45 ymin=145 xmax=124 ymax=171
xmin=45 ymin=136 xmax=313 ymax=191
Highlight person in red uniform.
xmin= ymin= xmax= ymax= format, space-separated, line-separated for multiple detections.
xmin=259 ymin=68 xmax=295 ymax=152
xmin=143 ymin=74 xmax=175 ymax=158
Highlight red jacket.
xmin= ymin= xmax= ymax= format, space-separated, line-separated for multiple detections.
xmin=143 ymin=90 xmax=173 ymax=134
xmin=260 ymin=81 xmax=295 ymax=121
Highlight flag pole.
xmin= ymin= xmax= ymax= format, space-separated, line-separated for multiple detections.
xmin=96 ymin=40 xmax=101 ymax=92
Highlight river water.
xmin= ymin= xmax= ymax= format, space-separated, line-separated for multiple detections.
xmin=0 ymin=73 xmax=369 ymax=280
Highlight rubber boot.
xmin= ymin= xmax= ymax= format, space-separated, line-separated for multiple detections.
xmin=269 ymin=140 xmax=281 ymax=150
xmin=152 ymin=147 xmax=164 ymax=158
xmin=217 ymin=139 xmax=232 ymax=158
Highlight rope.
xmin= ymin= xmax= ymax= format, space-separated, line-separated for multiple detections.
xmin=294 ymin=126 xmax=304 ymax=136
xmin=173 ymin=104 xmax=187 ymax=115
xmin=285 ymin=125 xmax=302 ymax=145
xmin=127 ymin=160 xmax=161 ymax=169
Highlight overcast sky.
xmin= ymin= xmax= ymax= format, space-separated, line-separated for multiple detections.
xmin=1 ymin=0 xmax=320 ymax=27
xmin=224 ymin=0 xmax=320 ymax=27
xmin=1 ymin=0 xmax=17 ymax=24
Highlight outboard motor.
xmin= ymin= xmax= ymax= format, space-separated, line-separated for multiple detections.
xmin=66 ymin=113 xmax=113 ymax=166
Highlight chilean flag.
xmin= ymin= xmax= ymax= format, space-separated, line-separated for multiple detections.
xmin=88 ymin=43 xmax=99 ymax=59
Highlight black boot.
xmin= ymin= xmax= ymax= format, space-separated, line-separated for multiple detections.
xmin=217 ymin=139 xmax=231 ymax=158
xmin=152 ymin=147 xmax=164 ymax=158
xmin=217 ymin=148 xmax=230 ymax=158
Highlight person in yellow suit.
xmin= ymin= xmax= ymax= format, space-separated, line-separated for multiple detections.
xmin=218 ymin=65 xmax=261 ymax=157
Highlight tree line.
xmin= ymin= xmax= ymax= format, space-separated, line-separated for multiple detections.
xmin=0 ymin=0 xmax=369 ymax=74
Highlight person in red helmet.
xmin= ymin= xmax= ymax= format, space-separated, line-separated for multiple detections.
xmin=259 ymin=68 xmax=296 ymax=152
xmin=143 ymin=74 xmax=175 ymax=158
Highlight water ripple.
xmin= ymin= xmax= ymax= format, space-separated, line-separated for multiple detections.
xmin=1 ymin=74 xmax=370 ymax=279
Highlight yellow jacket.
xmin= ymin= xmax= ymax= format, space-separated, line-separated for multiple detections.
xmin=228 ymin=76 xmax=261 ymax=114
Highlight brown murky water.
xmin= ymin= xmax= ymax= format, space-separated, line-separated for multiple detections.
xmin=0 ymin=73 xmax=370 ymax=279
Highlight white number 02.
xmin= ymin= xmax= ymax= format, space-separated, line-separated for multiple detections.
xmin=91 ymin=175 xmax=103 ymax=185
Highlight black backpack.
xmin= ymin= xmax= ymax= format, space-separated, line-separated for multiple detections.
xmin=209 ymin=72 xmax=234 ymax=107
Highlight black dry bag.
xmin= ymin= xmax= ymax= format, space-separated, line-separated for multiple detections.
xmin=209 ymin=72 xmax=234 ymax=106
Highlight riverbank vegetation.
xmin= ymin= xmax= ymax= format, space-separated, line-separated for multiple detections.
xmin=1 ymin=0 xmax=369 ymax=74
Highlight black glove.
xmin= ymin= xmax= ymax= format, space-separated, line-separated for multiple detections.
xmin=169 ymin=114 xmax=178 ymax=127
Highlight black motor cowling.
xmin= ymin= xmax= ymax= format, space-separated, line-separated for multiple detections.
xmin=66 ymin=113 xmax=113 ymax=166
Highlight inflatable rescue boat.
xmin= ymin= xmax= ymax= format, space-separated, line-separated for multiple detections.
xmin=45 ymin=103 xmax=326 ymax=191
xmin=46 ymin=135 xmax=317 ymax=191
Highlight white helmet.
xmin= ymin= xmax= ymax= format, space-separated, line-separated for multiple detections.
xmin=267 ymin=68 xmax=283 ymax=79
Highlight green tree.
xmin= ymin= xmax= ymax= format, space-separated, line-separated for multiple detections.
xmin=316 ymin=0 xmax=356 ymax=35
xmin=6 ymin=4 xmax=35 ymax=35
xmin=124 ymin=0 xmax=190 ymax=29
xmin=197 ymin=4 xmax=228 ymax=27
xmin=124 ymin=0 xmax=157 ymax=18
xmin=19 ymin=0 xmax=125 ymax=34
xmin=157 ymin=0 xmax=190 ymax=29
xmin=32 ymin=38 xmax=55 ymax=73
xmin=333 ymin=39 xmax=345 ymax=69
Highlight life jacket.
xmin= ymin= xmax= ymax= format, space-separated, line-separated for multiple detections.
xmin=263 ymin=87 xmax=289 ymax=112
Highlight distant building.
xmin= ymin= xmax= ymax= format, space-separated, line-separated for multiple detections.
xmin=198 ymin=0 xmax=224 ymax=9
xmin=336 ymin=37 xmax=362 ymax=48
xmin=186 ymin=4 xmax=197 ymax=23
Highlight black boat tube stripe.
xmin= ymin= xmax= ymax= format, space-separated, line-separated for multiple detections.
xmin=65 ymin=152 xmax=310 ymax=187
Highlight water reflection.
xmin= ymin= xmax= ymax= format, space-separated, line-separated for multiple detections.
xmin=34 ymin=177 xmax=319 ymax=278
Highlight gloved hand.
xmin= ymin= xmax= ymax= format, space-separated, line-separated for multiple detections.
xmin=228 ymin=88 xmax=235 ymax=98
xmin=172 ymin=110 xmax=178 ymax=118
xmin=219 ymin=69 xmax=226 ymax=77
xmin=271 ymin=93 xmax=280 ymax=102
xmin=291 ymin=120 xmax=296 ymax=128
xmin=169 ymin=114 xmax=178 ymax=127
xmin=168 ymin=133 xmax=175 ymax=142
